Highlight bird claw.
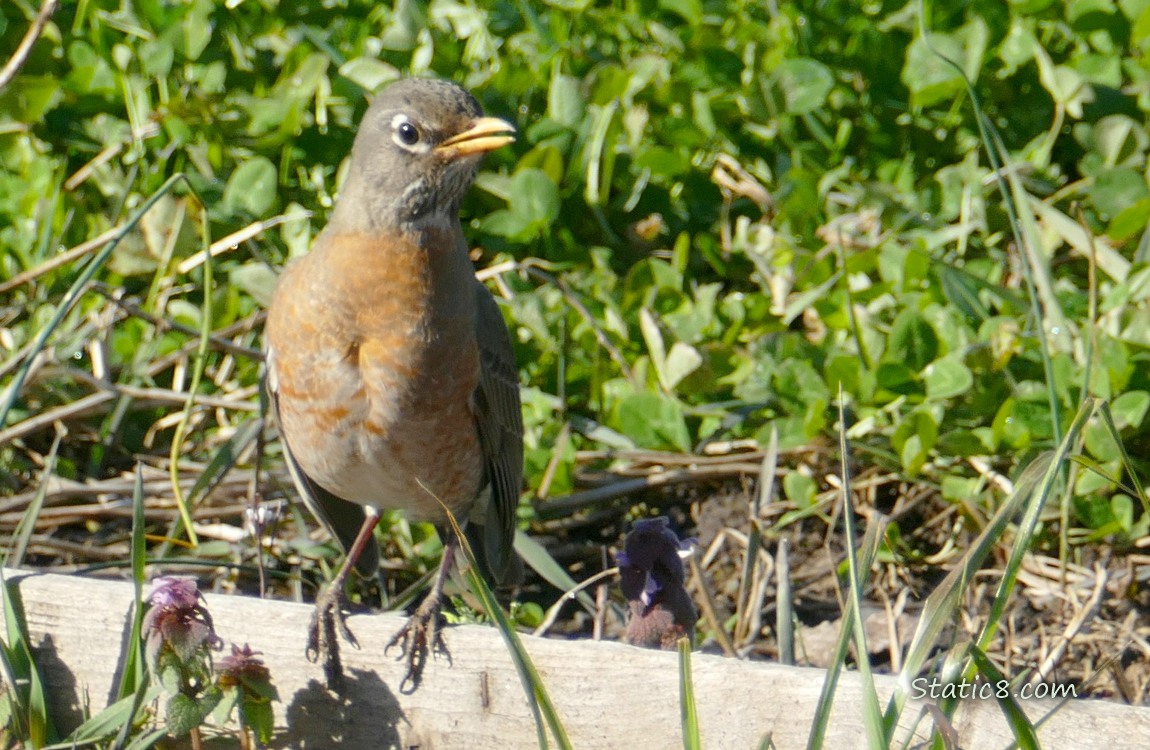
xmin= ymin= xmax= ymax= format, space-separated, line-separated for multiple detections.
xmin=385 ymin=601 xmax=450 ymax=693
xmin=306 ymin=584 xmax=360 ymax=692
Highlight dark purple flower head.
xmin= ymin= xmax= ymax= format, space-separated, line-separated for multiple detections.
xmin=616 ymin=517 xmax=692 ymax=608
xmin=616 ymin=517 xmax=698 ymax=649
xmin=142 ymin=576 xmax=222 ymax=665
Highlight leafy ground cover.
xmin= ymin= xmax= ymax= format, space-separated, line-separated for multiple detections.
xmin=2 ymin=0 xmax=1150 ymax=742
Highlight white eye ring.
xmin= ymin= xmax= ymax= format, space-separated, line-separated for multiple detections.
xmin=391 ymin=114 xmax=428 ymax=152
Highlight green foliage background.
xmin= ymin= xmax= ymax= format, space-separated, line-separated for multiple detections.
xmin=4 ymin=0 xmax=1150 ymax=551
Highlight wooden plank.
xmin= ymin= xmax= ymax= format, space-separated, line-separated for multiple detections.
xmin=4 ymin=569 xmax=1148 ymax=748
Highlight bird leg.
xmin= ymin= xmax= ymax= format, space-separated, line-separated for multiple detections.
xmin=386 ymin=528 xmax=458 ymax=693
xmin=306 ymin=507 xmax=380 ymax=692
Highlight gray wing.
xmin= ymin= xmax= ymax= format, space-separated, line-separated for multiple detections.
xmin=265 ymin=354 xmax=380 ymax=578
xmin=469 ymin=281 xmax=524 ymax=584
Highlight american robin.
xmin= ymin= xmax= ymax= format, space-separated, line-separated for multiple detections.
xmin=264 ymin=77 xmax=523 ymax=692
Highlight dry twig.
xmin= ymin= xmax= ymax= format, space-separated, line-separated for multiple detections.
xmin=0 ymin=0 xmax=59 ymax=92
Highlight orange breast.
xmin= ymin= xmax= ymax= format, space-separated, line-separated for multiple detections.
xmin=266 ymin=230 xmax=484 ymax=521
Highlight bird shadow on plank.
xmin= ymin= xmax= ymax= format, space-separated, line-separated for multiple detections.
xmin=283 ymin=671 xmax=404 ymax=749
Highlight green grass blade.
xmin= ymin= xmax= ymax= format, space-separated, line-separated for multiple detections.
xmin=167 ymin=207 xmax=214 ymax=549
xmin=1067 ymin=455 xmax=1140 ymax=499
xmin=775 ymin=538 xmax=794 ymax=666
xmin=1095 ymin=401 xmax=1150 ymax=516
xmin=49 ymin=687 xmax=162 ymax=749
xmin=584 ymin=101 xmax=619 ymax=208
xmin=0 ymin=574 xmax=31 ymax=745
xmin=972 ymin=400 xmax=1093 ymax=659
xmin=0 ymin=570 xmax=58 ymax=747
xmin=929 ymin=398 xmax=1090 ymax=731
xmin=805 ymin=515 xmax=887 ymax=750
xmin=894 ymin=400 xmax=1094 ymax=736
xmin=7 ymin=429 xmax=62 ymax=568
xmin=967 ymin=645 xmax=1039 ymax=750
xmin=447 ymin=512 xmax=571 ymax=749
xmin=917 ymin=0 xmax=1064 ymax=446
xmin=835 ymin=396 xmax=887 ymax=748
xmin=115 ymin=465 xmax=149 ymax=701
xmin=0 ymin=628 xmax=27 ymax=743
xmin=120 ymin=727 xmax=168 ymax=750
xmin=515 ymin=530 xmax=597 ymax=615
xmin=678 ymin=637 xmax=701 ymax=750
xmin=108 ymin=466 xmax=153 ymax=750
xmin=887 ymin=453 xmax=1049 ymax=719
xmin=183 ymin=416 xmax=263 ymax=513
xmin=806 ymin=395 xmax=887 ymax=750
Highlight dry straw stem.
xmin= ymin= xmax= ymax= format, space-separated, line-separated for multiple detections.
xmin=0 ymin=380 xmax=256 ymax=446
xmin=536 ymin=447 xmax=775 ymax=519
xmin=0 ymin=226 xmax=122 ymax=295
xmin=0 ymin=0 xmax=59 ymax=92
xmin=175 ymin=213 xmax=309 ymax=274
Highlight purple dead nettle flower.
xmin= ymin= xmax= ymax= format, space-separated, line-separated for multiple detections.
xmin=216 ymin=643 xmax=271 ymax=687
xmin=616 ymin=517 xmax=699 ymax=649
xmin=142 ymin=576 xmax=223 ymax=665
xmin=216 ymin=642 xmax=279 ymax=745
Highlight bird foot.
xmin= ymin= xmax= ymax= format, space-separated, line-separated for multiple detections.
xmin=384 ymin=595 xmax=450 ymax=693
xmin=306 ymin=583 xmax=360 ymax=692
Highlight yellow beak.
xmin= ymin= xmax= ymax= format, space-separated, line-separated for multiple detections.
xmin=436 ymin=116 xmax=516 ymax=157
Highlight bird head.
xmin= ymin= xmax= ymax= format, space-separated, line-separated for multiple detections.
xmin=335 ymin=78 xmax=516 ymax=232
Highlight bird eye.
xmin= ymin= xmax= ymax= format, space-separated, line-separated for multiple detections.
xmin=398 ymin=122 xmax=419 ymax=144
xmin=392 ymin=116 xmax=421 ymax=148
